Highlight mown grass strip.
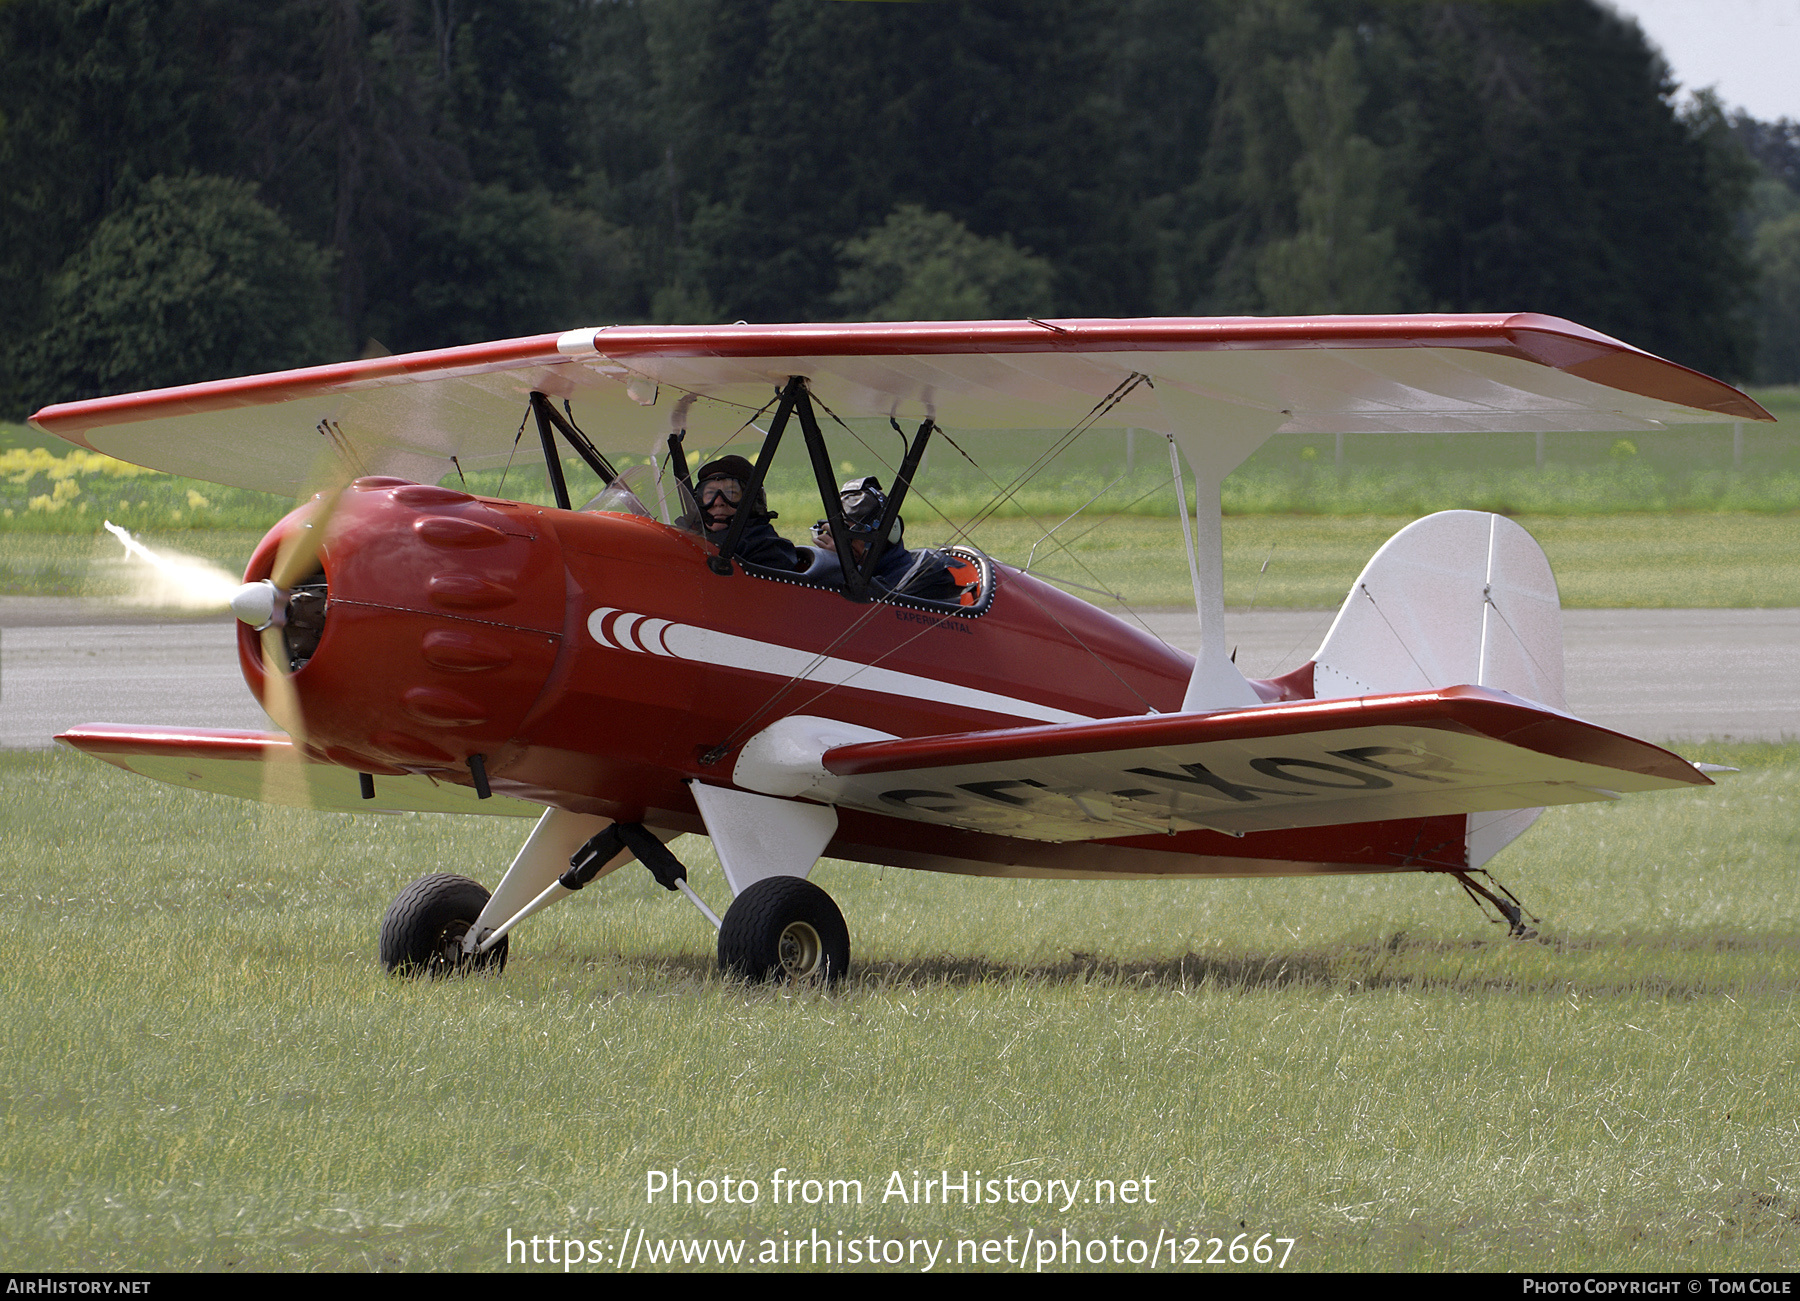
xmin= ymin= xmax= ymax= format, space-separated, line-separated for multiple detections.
xmin=1 ymin=744 xmax=1794 ymax=1270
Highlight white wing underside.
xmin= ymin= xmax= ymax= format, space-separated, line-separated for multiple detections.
xmin=32 ymin=316 xmax=1765 ymax=498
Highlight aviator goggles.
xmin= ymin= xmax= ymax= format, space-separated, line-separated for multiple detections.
xmin=698 ymin=478 xmax=745 ymax=507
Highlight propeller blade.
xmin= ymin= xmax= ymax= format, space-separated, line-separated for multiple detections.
xmin=254 ymin=429 xmax=366 ymax=810
xmin=258 ymin=624 xmax=304 ymax=736
xmin=257 ymin=616 xmax=320 ymax=809
xmin=269 ymin=483 xmax=348 ymax=591
xmin=268 ymin=418 xmax=367 ymax=589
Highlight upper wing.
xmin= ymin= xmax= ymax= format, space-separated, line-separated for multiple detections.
xmin=59 ymin=725 xmax=542 ymax=817
xmin=733 ymin=686 xmax=1709 ymax=842
xmin=30 ymin=315 xmax=1769 ymax=498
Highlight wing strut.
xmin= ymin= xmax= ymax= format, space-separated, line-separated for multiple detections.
xmin=711 ymin=376 xmax=806 ymax=574
xmin=790 ymin=378 xmax=869 ymax=592
xmin=710 ymin=377 xmax=937 ymax=601
xmin=709 ymin=377 xmax=855 ymax=583
xmin=858 ymin=414 xmax=937 ymax=585
xmin=529 ymin=390 xmax=618 ymax=509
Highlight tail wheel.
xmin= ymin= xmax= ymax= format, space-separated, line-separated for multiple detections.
xmin=379 ymin=873 xmax=507 ymax=976
xmin=717 ymin=876 xmax=849 ymax=985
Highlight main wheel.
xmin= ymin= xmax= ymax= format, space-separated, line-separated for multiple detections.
xmin=717 ymin=876 xmax=849 ymax=985
xmin=379 ymin=873 xmax=507 ymax=976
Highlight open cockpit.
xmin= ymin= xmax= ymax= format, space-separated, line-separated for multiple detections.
xmin=565 ymin=375 xmax=997 ymax=617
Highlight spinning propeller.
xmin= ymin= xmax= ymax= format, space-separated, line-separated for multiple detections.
xmin=234 ymin=488 xmax=342 ymax=729
xmin=222 ymin=451 xmax=361 ymax=806
xmin=96 ymin=467 xmax=351 ymax=805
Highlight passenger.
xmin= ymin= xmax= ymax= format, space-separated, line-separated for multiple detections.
xmin=693 ymin=455 xmax=802 ymax=571
xmin=812 ymin=476 xmax=961 ymax=602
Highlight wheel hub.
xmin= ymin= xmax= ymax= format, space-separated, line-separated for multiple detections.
xmin=777 ymin=920 xmax=823 ymax=977
xmin=433 ymin=919 xmax=472 ymax=971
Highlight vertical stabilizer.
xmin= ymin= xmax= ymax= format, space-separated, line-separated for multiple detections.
xmin=1313 ymin=511 xmax=1564 ymax=707
xmin=1311 ymin=511 xmax=1566 ymax=867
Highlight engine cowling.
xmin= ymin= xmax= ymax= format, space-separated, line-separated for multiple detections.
xmin=235 ymin=477 xmax=566 ymax=782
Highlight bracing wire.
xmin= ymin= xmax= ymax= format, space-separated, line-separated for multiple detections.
xmin=952 ymin=372 xmax=1152 ymax=541
xmin=1480 ymin=587 xmax=1559 ymax=694
xmin=810 ymin=388 xmax=1169 ymax=641
xmin=497 ymin=403 xmax=531 ymax=497
xmin=1354 ymin=582 xmax=1434 ymax=686
xmin=698 ymin=372 xmax=1174 ymax=756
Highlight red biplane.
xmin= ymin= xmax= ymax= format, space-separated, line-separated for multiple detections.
xmin=32 ymin=316 xmax=1768 ymax=982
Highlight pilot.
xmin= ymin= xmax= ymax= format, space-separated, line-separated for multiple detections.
xmin=693 ymin=455 xmax=802 ymax=571
xmin=812 ymin=476 xmax=961 ymax=602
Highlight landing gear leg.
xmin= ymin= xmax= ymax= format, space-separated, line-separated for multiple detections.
xmin=567 ymin=822 xmax=724 ymax=929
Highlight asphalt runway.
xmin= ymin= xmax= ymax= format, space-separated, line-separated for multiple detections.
xmin=2 ymin=598 xmax=1794 ymax=751
xmin=1137 ymin=607 xmax=1799 ymax=744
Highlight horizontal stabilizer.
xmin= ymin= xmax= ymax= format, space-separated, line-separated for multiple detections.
xmin=790 ymin=687 xmax=1707 ymax=842
xmin=58 ymin=724 xmax=542 ymax=817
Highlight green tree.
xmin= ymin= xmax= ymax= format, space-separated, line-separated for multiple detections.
xmin=1104 ymin=0 xmax=1232 ymax=314
xmin=395 ymin=183 xmax=640 ymax=346
xmin=25 ymin=176 xmax=343 ymax=405
xmin=1254 ymin=30 xmax=1410 ymax=313
xmin=1752 ymin=210 xmax=1800 ymax=381
xmin=1733 ymin=112 xmax=1800 ymax=379
xmin=223 ymin=0 xmax=465 ymax=337
xmin=0 ymin=0 xmax=242 ymax=412
xmin=634 ymin=0 xmax=1127 ymax=322
xmin=1173 ymin=0 xmax=1346 ymax=314
xmin=833 ymin=205 xmax=1055 ymax=320
xmin=0 ymin=0 xmax=1765 ymax=400
xmin=429 ymin=0 xmax=587 ymax=191
xmin=1385 ymin=2 xmax=1755 ymax=376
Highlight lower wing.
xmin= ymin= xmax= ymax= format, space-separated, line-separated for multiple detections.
xmin=58 ymin=724 xmax=541 ymax=817
xmin=62 ymin=686 xmax=1708 ymax=841
xmin=737 ymin=686 xmax=1709 ymax=842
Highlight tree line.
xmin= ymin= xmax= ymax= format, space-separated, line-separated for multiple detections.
xmin=1 ymin=0 xmax=1789 ymax=418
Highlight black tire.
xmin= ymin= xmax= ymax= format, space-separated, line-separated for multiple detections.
xmin=717 ymin=876 xmax=849 ymax=985
xmin=379 ymin=873 xmax=507 ymax=976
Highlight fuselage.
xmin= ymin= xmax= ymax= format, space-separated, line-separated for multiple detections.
xmin=241 ymin=478 xmax=1468 ymax=879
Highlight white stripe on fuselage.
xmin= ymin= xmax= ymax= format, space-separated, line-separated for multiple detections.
xmin=586 ymin=607 xmax=1091 ymax=724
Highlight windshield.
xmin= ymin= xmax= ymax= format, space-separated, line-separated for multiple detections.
xmin=582 ymin=463 xmax=703 ymax=534
xmin=581 ymin=465 xmax=655 ymax=517
xmin=667 ymin=476 xmax=702 ymax=534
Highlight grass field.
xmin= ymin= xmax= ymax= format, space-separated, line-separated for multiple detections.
xmin=4 ymin=399 xmax=1797 ymax=1273
xmin=2 ymin=743 xmax=1796 ymax=1272
xmin=7 ymin=511 xmax=1796 ymax=610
